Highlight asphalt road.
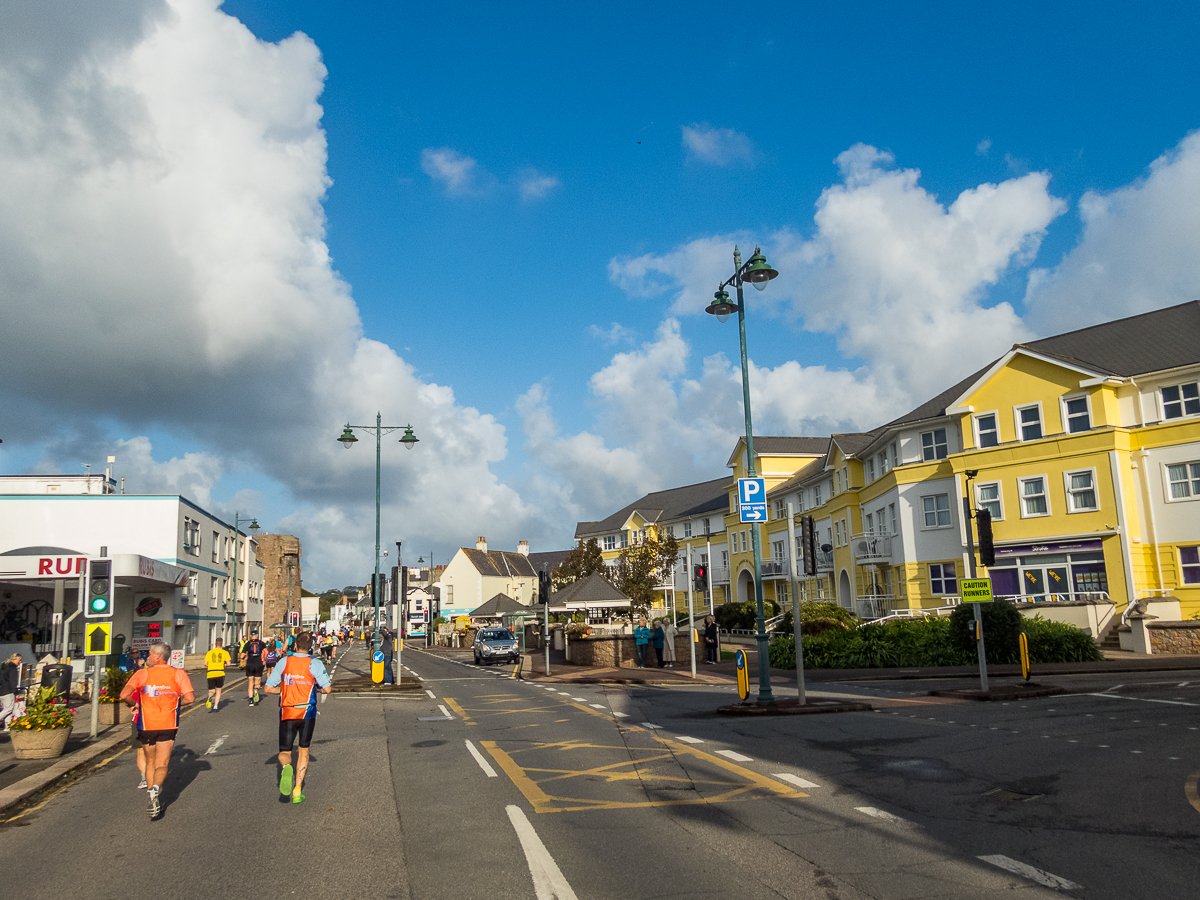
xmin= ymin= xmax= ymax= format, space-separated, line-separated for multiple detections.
xmin=2 ymin=645 xmax=1198 ymax=899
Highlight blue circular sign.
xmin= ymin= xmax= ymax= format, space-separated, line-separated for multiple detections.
xmin=372 ymin=650 xmax=384 ymax=663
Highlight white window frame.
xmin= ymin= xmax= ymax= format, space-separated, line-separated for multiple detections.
xmin=683 ymin=522 xmax=692 ymax=537
xmin=889 ymin=503 xmax=897 ymax=535
xmin=835 ymin=469 xmax=842 ymax=493
xmin=866 ymin=457 xmax=876 ymax=482
xmin=890 ymin=441 xmax=899 ymax=468
xmin=920 ymin=493 xmax=953 ymax=530
xmin=1164 ymin=460 xmax=1200 ymax=502
xmin=211 ymin=531 xmax=220 ymax=563
xmin=834 ymin=520 xmax=842 ymax=547
xmin=975 ymin=481 xmax=1004 ymax=521
xmin=973 ymin=411 xmax=1000 ymax=449
xmin=1018 ymin=474 xmax=1051 ymax=518
xmin=1061 ymin=393 xmax=1092 ymax=435
xmin=1063 ymin=467 xmax=1099 ymax=513
xmin=603 ymin=535 xmax=616 ymax=551
xmin=1014 ymin=402 xmax=1044 ymax=442
xmin=1160 ymin=380 xmax=1200 ymax=421
xmin=929 ymin=562 xmax=958 ymax=596
xmin=210 ymin=575 xmax=219 ymax=608
xmin=842 ymin=466 xmax=849 ymax=489
xmin=814 ymin=485 xmax=822 ymax=506
xmin=864 ymin=512 xmax=874 ymax=533
xmin=920 ymin=428 xmax=948 ymax=461
xmin=1180 ymin=546 xmax=1200 ymax=585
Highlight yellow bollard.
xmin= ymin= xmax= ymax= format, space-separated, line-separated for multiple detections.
xmin=371 ymin=648 xmax=384 ymax=684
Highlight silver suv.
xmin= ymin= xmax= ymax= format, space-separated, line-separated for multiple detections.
xmin=473 ymin=628 xmax=520 ymax=665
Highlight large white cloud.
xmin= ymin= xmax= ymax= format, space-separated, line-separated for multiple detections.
xmin=1024 ymin=130 xmax=1200 ymax=333
xmin=0 ymin=0 xmax=549 ymax=587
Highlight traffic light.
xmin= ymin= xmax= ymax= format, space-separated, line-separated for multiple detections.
xmin=401 ymin=564 xmax=409 ymax=599
xmin=693 ymin=564 xmax=708 ymax=591
xmin=800 ymin=515 xmax=817 ymax=576
xmin=288 ymin=610 xmax=300 ymax=628
xmin=538 ymin=569 xmax=552 ymax=604
xmin=85 ymin=559 xmax=114 ymax=618
xmin=976 ymin=509 xmax=995 ymax=567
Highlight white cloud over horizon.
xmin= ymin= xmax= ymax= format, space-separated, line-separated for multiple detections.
xmin=682 ymin=123 xmax=757 ymax=166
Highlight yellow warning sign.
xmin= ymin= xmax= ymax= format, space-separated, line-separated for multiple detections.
xmin=961 ymin=578 xmax=993 ymax=603
xmin=85 ymin=621 xmax=112 ymax=656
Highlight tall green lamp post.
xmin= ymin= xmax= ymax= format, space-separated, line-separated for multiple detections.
xmin=227 ymin=513 xmax=260 ymax=644
xmin=337 ymin=414 xmax=418 ymax=651
xmin=705 ymin=245 xmax=779 ymax=704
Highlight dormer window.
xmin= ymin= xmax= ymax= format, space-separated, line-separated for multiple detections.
xmin=1162 ymin=381 xmax=1200 ymax=419
xmin=1016 ymin=404 xmax=1043 ymax=441
xmin=974 ymin=413 xmax=999 ymax=448
xmin=921 ymin=428 xmax=948 ymax=461
xmin=1063 ymin=395 xmax=1091 ymax=433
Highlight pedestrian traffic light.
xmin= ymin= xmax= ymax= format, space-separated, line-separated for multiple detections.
xmin=976 ymin=508 xmax=995 ymax=567
xmin=538 ymin=569 xmax=552 ymax=604
xmin=693 ymin=564 xmax=707 ymax=591
xmin=85 ymin=559 xmax=114 ymax=618
xmin=401 ymin=565 xmax=409 ymax=599
xmin=288 ymin=610 xmax=299 ymax=627
xmin=800 ymin=515 xmax=817 ymax=576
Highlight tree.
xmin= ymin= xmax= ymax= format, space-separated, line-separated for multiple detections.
xmin=552 ymin=538 xmax=605 ymax=589
xmin=614 ymin=534 xmax=679 ymax=618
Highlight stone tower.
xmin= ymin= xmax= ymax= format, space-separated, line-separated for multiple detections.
xmin=256 ymin=534 xmax=302 ymax=632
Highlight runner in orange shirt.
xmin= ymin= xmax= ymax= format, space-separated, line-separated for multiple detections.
xmin=120 ymin=642 xmax=195 ymax=820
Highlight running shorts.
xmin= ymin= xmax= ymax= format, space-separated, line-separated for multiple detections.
xmin=278 ymin=718 xmax=317 ymax=752
xmin=207 ymin=676 xmax=226 ymax=689
xmin=138 ymin=728 xmax=178 ymax=745
xmin=245 ymin=662 xmax=264 ymax=677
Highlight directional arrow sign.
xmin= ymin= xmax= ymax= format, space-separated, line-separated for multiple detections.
xmin=85 ymin=621 xmax=112 ymax=656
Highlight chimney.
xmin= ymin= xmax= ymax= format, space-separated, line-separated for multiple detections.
xmin=476 ymin=536 xmax=488 ymax=552
xmin=517 ymin=540 xmax=529 ymax=557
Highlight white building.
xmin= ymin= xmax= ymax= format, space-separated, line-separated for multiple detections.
xmin=436 ymin=537 xmax=538 ymax=622
xmin=0 ymin=475 xmax=264 ymax=660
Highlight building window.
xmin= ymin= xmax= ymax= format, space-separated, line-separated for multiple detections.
xmin=1019 ymin=476 xmax=1049 ymax=516
xmin=814 ymin=485 xmax=822 ymax=506
xmin=842 ymin=465 xmax=849 ymax=489
xmin=976 ymin=482 xmax=1003 ymax=520
xmin=683 ymin=521 xmax=692 ymax=537
xmin=212 ymin=532 xmax=219 ymax=563
xmin=929 ymin=562 xmax=958 ymax=595
xmin=1180 ymin=547 xmax=1200 ymax=584
xmin=1065 ymin=470 xmax=1098 ymax=512
xmin=664 ymin=524 xmax=674 ymax=538
xmin=890 ymin=441 xmax=899 ymax=468
xmin=1063 ymin=395 xmax=1091 ymax=433
xmin=889 ymin=503 xmax=897 ymax=535
xmin=921 ymin=428 xmax=948 ymax=461
xmin=1016 ymin=404 xmax=1043 ymax=441
xmin=721 ymin=550 xmax=728 ymax=568
xmin=703 ymin=518 xmax=711 ymax=534
xmin=1162 ymin=381 xmax=1200 ymax=420
xmin=603 ymin=535 xmax=616 ymax=551
xmin=741 ymin=531 xmax=748 ymax=553
xmin=835 ymin=469 xmax=841 ymax=493
xmin=866 ymin=457 xmax=876 ymax=482
xmin=974 ymin=413 xmax=999 ymax=448
xmin=773 ymin=498 xmax=786 ymax=520
xmin=1166 ymin=461 xmax=1200 ymax=500
xmin=210 ymin=576 xmax=219 ymax=608
xmin=921 ymin=493 xmax=952 ymax=528
xmin=864 ymin=512 xmax=873 ymax=533
xmin=619 ymin=533 xmax=629 ymax=549
xmin=778 ymin=581 xmax=789 ymax=604
xmin=772 ymin=540 xmax=785 ymax=560
xmin=834 ymin=520 xmax=842 ymax=547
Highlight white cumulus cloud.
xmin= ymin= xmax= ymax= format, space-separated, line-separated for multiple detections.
xmin=421 ymin=146 xmax=486 ymax=196
xmin=682 ymin=123 xmax=757 ymax=167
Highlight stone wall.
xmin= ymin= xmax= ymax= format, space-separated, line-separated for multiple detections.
xmin=569 ymin=633 xmax=696 ymax=668
xmin=255 ymin=533 xmax=302 ymax=631
xmin=1148 ymin=621 xmax=1200 ymax=654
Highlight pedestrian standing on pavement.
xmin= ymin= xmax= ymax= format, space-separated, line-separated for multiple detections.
xmin=203 ymin=639 xmax=231 ymax=711
xmin=381 ymin=626 xmax=395 ymax=684
xmin=264 ymin=631 xmax=332 ymax=805
xmin=241 ymin=630 xmax=267 ymax=705
xmin=633 ymin=618 xmax=651 ymax=668
xmin=651 ymin=619 xmax=666 ymax=668
xmin=661 ymin=619 xmax=678 ymax=668
xmin=704 ymin=615 xmax=719 ymax=664
xmin=120 ymin=642 xmax=195 ymax=819
xmin=0 ymin=652 xmax=21 ymax=731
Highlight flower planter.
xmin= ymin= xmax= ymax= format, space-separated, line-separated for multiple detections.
xmin=10 ymin=726 xmax=73 ymax=760
xmin=101 ymin=702 xmax=128 ymax=726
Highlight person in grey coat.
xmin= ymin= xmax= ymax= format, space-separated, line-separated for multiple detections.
xmin=1 ymin=653 xmax=22 ymax=730
xmin=661 ymin=619 xmax=678 ymax=668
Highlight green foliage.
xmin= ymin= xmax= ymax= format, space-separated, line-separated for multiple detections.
xmin=715 ymin=599 xmax=781 ymax=631
xmin=432 ymin=616 xmax=447 ymax=626
xmin=10 ymin=685 xmax=75 ymax=731
xmin=552 ymin=539 xmax=606 ymax=590
xmin=613 ymin=534 xmax=679 ymax=616
xmin=100 ymin=667 xmax=131 ymax=703
xmin=1022 ymin=615 xmax=1104 ymax=663
xmin=773 ymin=601 xmax=858 ymax=636
xmin=949 ymin=601 xmax=1024 ymax=664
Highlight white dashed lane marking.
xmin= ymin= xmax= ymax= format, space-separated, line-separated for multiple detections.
xmin=674 ymin=736 xmax=704 ymax=744
xmin=773 ymin=773 xmax=819 ymax=788
xmin=978 ymin=855 xmax=1080 ymax=891
xmin=465 ymin=740 xmax=497 ymax=778
xmin=716 ymin=750 xmax=753 ymax=762
xmin=856 ymin=807 xmax=915 ymax=828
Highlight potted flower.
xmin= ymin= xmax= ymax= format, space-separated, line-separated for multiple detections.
xmin=99 ymin=667 xmax=132 ymax=725
xmin=9 ymin=686 xmax=75 ymax=759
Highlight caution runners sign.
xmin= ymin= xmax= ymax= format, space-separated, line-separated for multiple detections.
xmin=960 ymin=578 xmax=993 ymax=603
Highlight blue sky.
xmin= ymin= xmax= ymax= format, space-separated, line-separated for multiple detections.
xmin=2 ymin=0 xmax=1200 ymax=588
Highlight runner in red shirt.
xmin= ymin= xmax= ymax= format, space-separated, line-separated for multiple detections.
xmin=120 ymin=642 xmax=194 ymax=819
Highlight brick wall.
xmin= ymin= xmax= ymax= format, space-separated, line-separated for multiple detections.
xmin=255 ymin=533 xmax=302 ymax=631
xmin=569 ymin=633 xmax=695 ymax=668
xmin=1148 ymin=621 xmax=1200 ymax=654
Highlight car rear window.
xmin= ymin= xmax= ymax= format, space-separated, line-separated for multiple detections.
xmin=481 ymin=630 xmax=514 ymax=640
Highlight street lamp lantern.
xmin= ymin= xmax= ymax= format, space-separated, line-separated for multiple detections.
xmin=706 ymin=244 xmax=779 ymax=705
xmin=338 ymin=425 xmax=358 ymax=448
xmin=248 ymin=518 xmax=261 ymax=535
xmin=400 ymin=426 xmax=419 ymax=450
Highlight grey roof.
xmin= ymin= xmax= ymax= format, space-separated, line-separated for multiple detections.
xmin=882 ymin=364 xmax=994 ymax=429
xmin=468 ymin=593 xmax=529 ymax=617
xmin=551 ymin=572 xmax=630 ymax=606
xmin=575 ymin=477 xmax=728 ymax=538
xmin=527 ymin=549 xmax=572 ymax=574
xmin=829 ymin=433 xmax=877 ymax=459
xmin=462 ymin=549 xmax=538 ymax=578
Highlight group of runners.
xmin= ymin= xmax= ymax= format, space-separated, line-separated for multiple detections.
xmin=120 ymin=628 xmax=347 ymax=820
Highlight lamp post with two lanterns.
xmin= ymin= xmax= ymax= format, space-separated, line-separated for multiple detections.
xmin=705 ymin=245 xmax=779 ymax=705
xmin=227 ymin=513 xmax=260 ymax=645
xmin=337 ymin=414 xmax=419 ymax=652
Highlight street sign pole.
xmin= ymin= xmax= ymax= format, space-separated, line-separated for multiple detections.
xmin=963 ymin=496 xmax=988 ymax=692
xmin=786 ymin=502 xmax=805 ymax=705
xmin=686 ymin=544 xmax=696 ymax=679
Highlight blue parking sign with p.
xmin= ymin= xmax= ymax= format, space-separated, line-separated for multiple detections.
xmin=738 ymin=477 xmax=767 ymax=523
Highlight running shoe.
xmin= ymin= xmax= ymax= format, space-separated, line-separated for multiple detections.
xmin=137 ymin=776 xmax=147 ymax=790
xmin=205 ymin=698 xmax=212 ymax=708
xmin=279 ymin=764 xmax=293 ymax=797
xmin=148 ymin=787 xmax=161 ymax=819
xmin=291 ymin=792 xmax=305 ymax=804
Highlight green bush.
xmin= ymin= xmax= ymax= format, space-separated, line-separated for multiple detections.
xmin=948 ymin=600 xmax=1024 ymax=664
xmin=714 ymin=600 xmax=779 ymax=631
xmin=1023 ymin=615 xmax=1104 ymax=663
xmin=773 ymin=601 xmax=858 ymax=636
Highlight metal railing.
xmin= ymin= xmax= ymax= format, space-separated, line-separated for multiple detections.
xmin=855 ymin=593 xmax=897 ymax=620
xmin=710 ymin=566 xmax=730 ymax=584
xmin=815 ymin=550 xmax=834 ymax=572
xmin=850 ymin=533 xmax=892 ymax=564
xmin=761 ymin=559 xmax=789 ymax=578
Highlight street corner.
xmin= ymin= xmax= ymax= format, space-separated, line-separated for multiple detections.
xmin=717 ymin=697 xmax=873 ymax=716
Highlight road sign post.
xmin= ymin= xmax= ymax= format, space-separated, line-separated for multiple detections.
xmin=84 ymin=620 xmax=112 ymax=740
xmin=961 ymin=577 xmax=992 ymax=692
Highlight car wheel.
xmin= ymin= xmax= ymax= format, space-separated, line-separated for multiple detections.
xmin=473 ymin=653 xmax=480 ymax=664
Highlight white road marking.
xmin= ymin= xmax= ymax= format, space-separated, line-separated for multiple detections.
xmin=507 ymin=805 xmax=579 ymax=900
xmin=613 ymin=712 xmax=629 ymax=718
xmin=465 ymin=740 xmax=497 ymax=777
xmin=590 ymin=704 xmax=606 ymax=709
xmin=856 ymin=806 xmax=914 ymax=827
xmin=977 ymin=855 xmax=1080 ymax=890
xmin=716 ymin=750 xmax=753 ymax=762
xmin=426 ymin=690 xmax=436 ymax=699
xmin=674 ymin=736 xmax=704 ymax=744
xmin=773 ymin=773 xmax=819 ymax=788
xmin=204 ymin=735 xmax=229 ymax=756
xmin=571 ymin=697 xmax=587 ymax=703
xmin=641 ymin=722 xmax=663 ymax=730
xmin=438 ymin=704 xmax=453 ymax=719
xmin=1179 ymin=682 xmax=1191 ymax=687
xmin=1085 ymin=692 xmax=1200 ymax=708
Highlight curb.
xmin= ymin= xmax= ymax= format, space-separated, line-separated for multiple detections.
xmin=928 ymin=683 xmax=1068 ymax=702
xmin=717 ymin=699 xmax=873 ymax=716
xmin=0 ymin=730 xmax=129 ymax=816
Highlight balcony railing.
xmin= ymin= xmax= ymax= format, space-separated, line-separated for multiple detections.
xmin=856 ymin=593 xmax=898 ymax=619
xmin=761 ymin=559 xmax=790 ymax=578
xmin=850 ymin=533 xmax=892 ymax=564
xmin=710 ymin=566 xmax=730 ymax=584
xmin=815 ymin=549 xmax=834 ymax=572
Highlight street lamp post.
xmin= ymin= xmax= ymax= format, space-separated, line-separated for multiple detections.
xmin=228 ymin=513 xmax=260 ymax=645
xmin=337 ymin=413 xmax=419 ymax=652
xmin=706 ymin=245 xmax=779 ymax=705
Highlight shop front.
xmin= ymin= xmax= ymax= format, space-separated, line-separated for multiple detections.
xmin=987 ymin=539 xmax=1110 ymax=602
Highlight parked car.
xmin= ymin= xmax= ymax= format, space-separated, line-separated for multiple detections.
xmin=473 ymin=627 xmax=520 ymax=665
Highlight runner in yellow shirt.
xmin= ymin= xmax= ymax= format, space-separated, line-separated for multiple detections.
xmin=204 ymin=639 xmax=232 ymax=712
